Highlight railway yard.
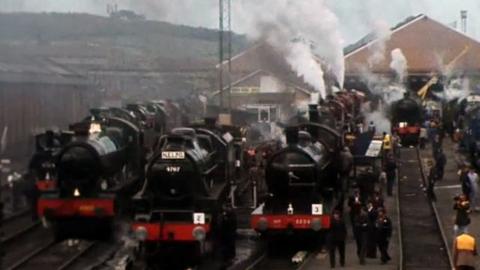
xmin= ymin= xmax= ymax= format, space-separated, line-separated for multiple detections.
xmin=2 ymin=2 xmax=480 ymax=270
xmin=2 ymin=139 xmax=470 ymax=270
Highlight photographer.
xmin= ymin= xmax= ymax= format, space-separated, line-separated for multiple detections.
xmin=453 ymin=194 xmax=471 ymax=236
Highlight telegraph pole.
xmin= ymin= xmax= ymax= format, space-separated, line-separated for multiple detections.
xmin=227 ymin=0 xmax=232 ymax=113
xmin=218 ymin=0 xmax=224 ymax=111
xmin=461 ymin=10 xmax=467 ymax=34
xmin=218 ymin=0 xmax=232 ymax=113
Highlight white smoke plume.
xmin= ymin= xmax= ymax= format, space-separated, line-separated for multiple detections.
xmin=286 ymin=42 xmax=326 ymax=98
xmin=367 ymin=20 xmax=392 ymax=67
xmin=434 ymin=78 xmax=471 ymax=102
xmin=365 ymin=110 xmax=391 ymax=135
xmin=390 ymin=48 xmax=408 ymax=82
xmin=359 ymin=66 xmax=406 ymax=104
xmin=235 ymin=0 xmax=345 ymax=98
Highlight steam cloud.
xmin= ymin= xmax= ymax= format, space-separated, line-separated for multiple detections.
xmin=390 ymin=48 xmax=408 ymax=82
xmin=360 ymin=43 xmax=409 ymax=135
xmin=434 ymin=78 xmax=471 ymax=102
xmin=235 ymin=0 xmax=345 ymax=99
xmin=367 ymin=20 xmax=392 ymax=67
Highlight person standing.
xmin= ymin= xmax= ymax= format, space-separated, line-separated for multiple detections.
xmin=366 ymin=202 xmax=378 ymax=259
xmin=453 ymin=232 xmax=477 ymax=270
xmin=371 ymin=191 xmax=384 ymax=209
xmin=219 ymin=205 xmax=237 ymax=262
xmin=426 ymin=160 xmax=438 ymax=201
xmin=375 ymin=209 xmax=392 ymax=264
xmin=385 ymin=154 xmax=397 ymax=197
xmin=353 ymin=208 xmax=369 ymax=265
xmin=368 ymin=121 xmax=376 ymax=134
xmin=382 ymin=132 xmax=392 ymax=157
xmin=467 ymin=167 xmax=479 ymax=211
xmin=419 ymin=125 xmax=427 ymax=149
xmin=460 ymin=165 xmax=472 ymax=199
xmin=431 ymin=133 xmax=442 ymax=157
xmin=347 ymin=188 xmax=363 ymax=230
xmin=392 ymin=132 xmax=401 ymax=158
xmin=434 ymin=149 xmax=446 ymax=181
xmin=454 ymin=195 xmax=471 ymax=236
xmin=328 ymin=210 xmax=347 ymax=268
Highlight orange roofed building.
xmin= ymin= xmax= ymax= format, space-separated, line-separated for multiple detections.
xmin=344 ymin=14 xmax=480 ymax=92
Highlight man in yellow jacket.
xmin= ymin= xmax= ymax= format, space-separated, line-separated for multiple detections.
xmin=453 ymin=232 xmax=477 ymax=270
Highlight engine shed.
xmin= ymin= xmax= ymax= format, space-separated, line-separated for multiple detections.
xmin=344 ymin=14 xmax=480 ymax=95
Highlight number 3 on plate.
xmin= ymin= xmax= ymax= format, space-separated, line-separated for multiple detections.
xmin=312 ymin=204 xmax=323 ymax=215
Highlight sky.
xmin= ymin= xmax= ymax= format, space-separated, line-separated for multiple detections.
xmin=1 ymin=0 xmax=480 ymax=45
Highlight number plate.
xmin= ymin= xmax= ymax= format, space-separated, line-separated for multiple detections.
xmin=161 ymin=151 xmax=185 ymax=159
xmin=193 ymin=213 xmax=205 ymax=224
xmin=79 ymin=205 xmax=94 ymax=212
xmin=312 ymin=204 xmax=323 ymax=215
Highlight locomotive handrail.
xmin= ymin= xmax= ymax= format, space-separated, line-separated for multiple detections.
xmin=202 ymin=164 xmax=219 ymax=176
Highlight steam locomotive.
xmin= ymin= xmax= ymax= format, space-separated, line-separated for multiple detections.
xmin=131 ymin=118 xmax=239 ymax=267
xmin=35 ymin=101 xmax=181 ymax=240
xmin=251 ymin=103 xmax=352 ymax=237
xmin=390 ymin=93 xmax=423 ymax=146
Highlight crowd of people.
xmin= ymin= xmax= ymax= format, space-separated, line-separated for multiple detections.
xmin=327 ymin=130 xmax=395 ymax=268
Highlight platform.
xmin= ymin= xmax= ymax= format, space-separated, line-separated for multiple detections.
xmin=419 ymin=138 xmax=480 ymax=268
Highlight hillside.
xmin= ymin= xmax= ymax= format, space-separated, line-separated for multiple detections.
xmin=0 ymin=12 xmax=249 ymax=63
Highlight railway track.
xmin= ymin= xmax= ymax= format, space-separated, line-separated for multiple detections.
xmin=1 ymin=209 xmax=40 ymax=244
xmin=2 ymin=211 xmax=54 ymax=269
xmin=6 ymin=240 xmax=97 ymax=270
xmin=397 ymin=147 xmax=450 ymax=269
xmin=243 ymin=248 xmax=315 ymax=270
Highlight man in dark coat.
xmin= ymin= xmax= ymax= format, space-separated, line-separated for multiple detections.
xmin=220 ymin=206 xmax=237 ymax=262
xmin=454 ymin=194 xmax=471 ymax=236
xmin=366 ymin=202 xmax=378 ymax=258
xmin=460 ymin=165 xmax=472 ymax=199
xmin=357 ymin=167 xmax=376 ymax=202
xmin=328 ymin=210 xmax=347 ymax=268
xmin=353 ymin=208 xmax=369 ymax=264
xmin=371 ymin=191 xmax=385 ymax=210
xmin=434 ymin=149 xmax=446 ymax=181
xmin=347 ymin=188 xmax=363 ymax=229
xmin=385 ymin=154 xmax=397 ymax=196
xmin=375 ymin=208 xmax=393 ymax=264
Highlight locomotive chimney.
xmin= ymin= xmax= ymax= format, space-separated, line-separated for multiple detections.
xmin=308 ymin=104 xmax=319 ymax=123
xmin=285 ymin=126 xmax=299 ymax=145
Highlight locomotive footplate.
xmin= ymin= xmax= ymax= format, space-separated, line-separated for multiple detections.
xmin=38 ymin=196 xmax=115 ymax=217
xmin=251 ymin=203 xmax=330 ymax=231
xmin=133 ymin=210 xmax=211 ymax=242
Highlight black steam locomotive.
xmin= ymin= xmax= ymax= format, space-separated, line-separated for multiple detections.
xmin=251 ymin=104 xmax=352 ymax=237
xmin=132 ymin=119 xmax=238 ymax=267
xmin=390 ymin=93 xmax=423 ymax=146
xmin=36 ymin=101 xmax=181 ymax=240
